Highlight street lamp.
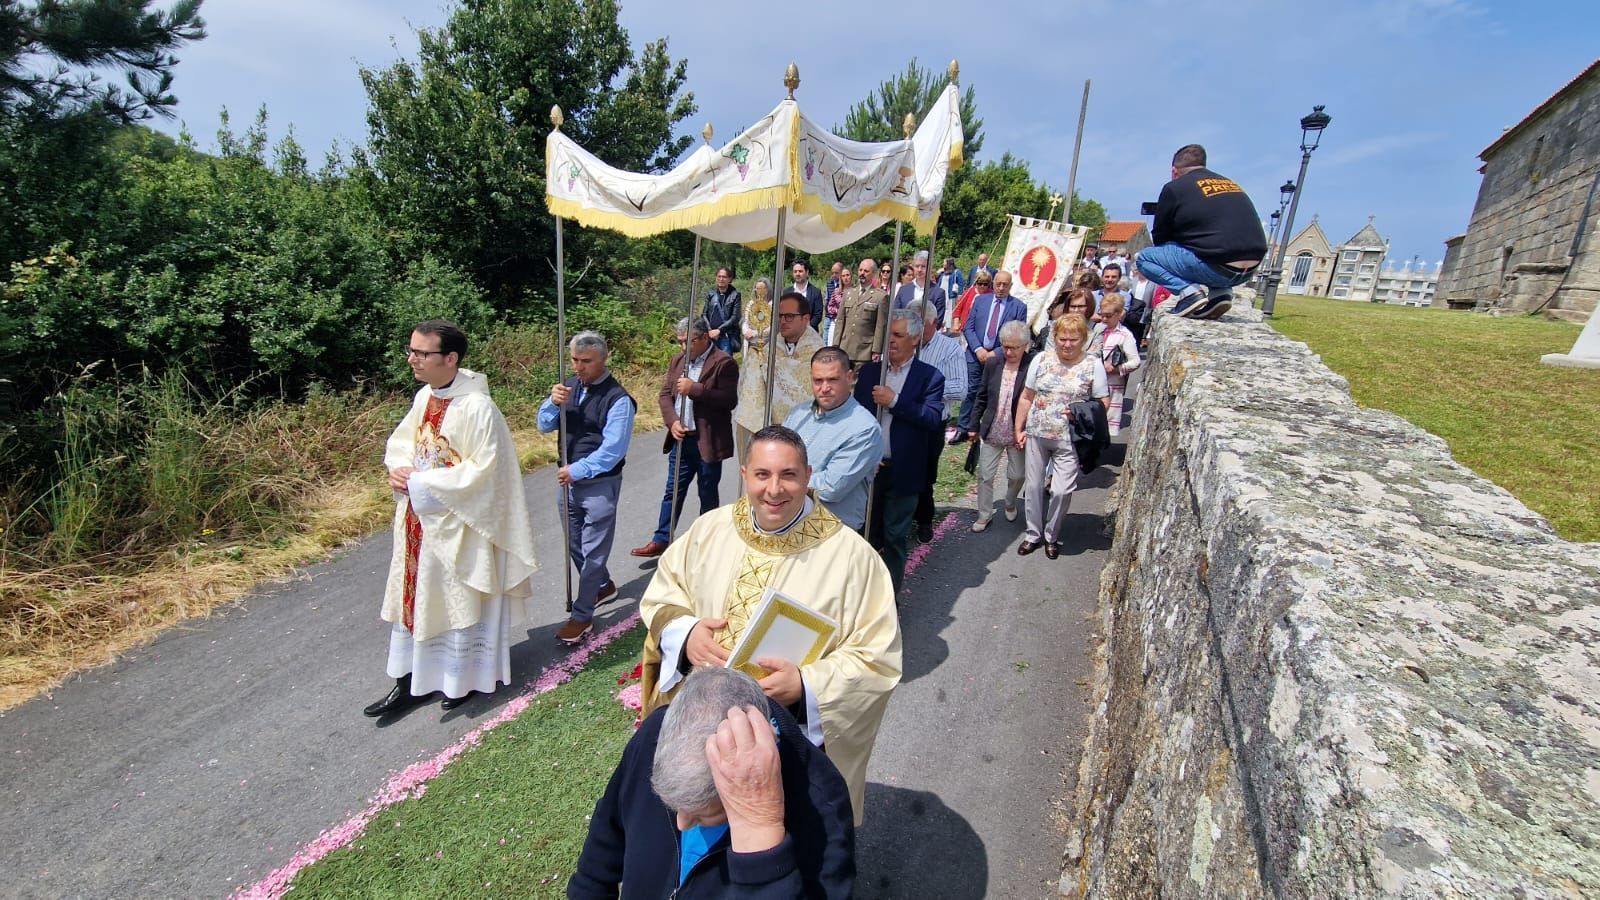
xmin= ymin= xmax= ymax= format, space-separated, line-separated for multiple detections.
xmin=1258 ymin=181 xmax=1296 ymax=292
xmin=1261 ymin=105 xmax=1330 ymax=318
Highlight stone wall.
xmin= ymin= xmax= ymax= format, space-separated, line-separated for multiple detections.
xmin=1062 ymin=307 xmax=1600 ymax=898
xmin=1438 ymin=65 xmax=1600 ymax=317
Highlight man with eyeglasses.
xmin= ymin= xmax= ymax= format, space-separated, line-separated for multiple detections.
xmin=629 ymin=318 xmax=739 ymax=559
xmin=832 ymin=258 xmax=886 ymax=368
xmin=367 ymin=320 xmax=539 ymax=718
xmin=734 ymin=291 xmax=825 ymax=462
xmin=539 ymin=330 xmax=637 ymax=644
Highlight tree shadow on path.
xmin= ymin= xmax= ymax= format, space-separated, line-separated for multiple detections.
xmin=855 ymin=783 xmax=988 ymax=899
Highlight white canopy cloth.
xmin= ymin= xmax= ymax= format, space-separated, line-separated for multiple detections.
xmin=545 ymin=86 xmax=964 ymax=254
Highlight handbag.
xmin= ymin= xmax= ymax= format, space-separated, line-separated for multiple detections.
xmin=1107 ymin=345 xmax=1127 ymax=369
xmin=962 ymin=438 xmax=979 ymax=474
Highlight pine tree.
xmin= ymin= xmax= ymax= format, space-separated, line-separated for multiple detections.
xmin=0 ymin=0 xmax=206 ymax=122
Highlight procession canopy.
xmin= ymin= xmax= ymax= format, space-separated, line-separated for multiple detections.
xmin=545 ymin=67 xmax=965 ymax=255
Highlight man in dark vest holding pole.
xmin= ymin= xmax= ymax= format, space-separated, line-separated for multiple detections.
xmin=538 ymin=330 xmax=636 ymax=644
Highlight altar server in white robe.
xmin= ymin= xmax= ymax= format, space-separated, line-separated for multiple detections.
xmin=365 ymin=319 xmax=539 ymax=717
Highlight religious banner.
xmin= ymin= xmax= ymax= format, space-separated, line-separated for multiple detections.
xmin=999 ymin=216 xmax=1090 ymax=331
xmin=545 ymin=85 xmax=964 ymax=254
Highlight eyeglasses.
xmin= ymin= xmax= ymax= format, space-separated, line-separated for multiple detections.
xmin=404 ymin=347 xmax=448 ymax=360
xmin=777 ymin=312 xmax=806 ymax=321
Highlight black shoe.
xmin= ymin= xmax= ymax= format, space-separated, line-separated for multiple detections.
xmin=917 ymin=522 xmax=934 ymax=543
xmin=1017 ymin=540 xmax=1041 ymax=556
xmin=440 ymin=691 xmax=479 ymax=710
xmin=1044 ymin=543 xmax=1060 ymax=560
xmin=1198 ymin=292 xmax=1233 ymax=320
xmin=363 ymin=675 xmax=434 ymax=717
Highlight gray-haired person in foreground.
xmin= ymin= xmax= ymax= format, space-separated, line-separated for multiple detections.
xmin=568 ymin=667 xmax=855 ymax=899
xmin=537 ymin=330 xmax=635 ymax=644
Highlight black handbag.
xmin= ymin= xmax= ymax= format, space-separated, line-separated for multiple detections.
xmin=1107 ymin=345 xmax=1127 ymax=369
xmin=962 ymin=438 xmax=979 ymax=474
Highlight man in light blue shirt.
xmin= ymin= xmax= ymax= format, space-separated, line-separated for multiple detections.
xmin=783 ymin=347 xmax=884 ymax=532
xmin=537 ymin=330 xmax=636 ymax=643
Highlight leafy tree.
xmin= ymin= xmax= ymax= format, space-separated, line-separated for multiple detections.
xmin=0 ymin=0 xmax=206 ymax=122
xmin=838 ymin=57 xmax=981 ymax=162
xmin=354 ymin=0 xmax=695 ymax=313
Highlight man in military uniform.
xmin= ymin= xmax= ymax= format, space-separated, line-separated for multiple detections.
xmin=832 ymin=258 xmax=885 ymax=367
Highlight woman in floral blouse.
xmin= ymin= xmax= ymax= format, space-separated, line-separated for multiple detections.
xmin=1013 ymin=315 xmax=1108 ymax=559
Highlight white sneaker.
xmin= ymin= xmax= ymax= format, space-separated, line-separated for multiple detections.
xmin=1003 ymin=505 xmax=1018 ymax=521
xmin=971 ymin=516 xmax=992 ymax=533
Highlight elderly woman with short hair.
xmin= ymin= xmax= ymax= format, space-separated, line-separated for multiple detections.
xmin=1013 ymin=315 xmax=1108 ymax=559
xmin=967 ymin=320 xmax=1035 ymax=532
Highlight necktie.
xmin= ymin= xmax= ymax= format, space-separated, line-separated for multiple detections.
xmin=985 ymin=299 xmax=1002 ymax=345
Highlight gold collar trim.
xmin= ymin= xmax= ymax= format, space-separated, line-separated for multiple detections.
xmin=732 ymin=492 xmax=842 ymax=555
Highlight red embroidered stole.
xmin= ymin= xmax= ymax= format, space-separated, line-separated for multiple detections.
xmin=402 ymin=394 xmax=454 ymax=633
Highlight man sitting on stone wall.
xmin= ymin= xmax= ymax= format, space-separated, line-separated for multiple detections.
xmin=1137 ymin=143 xmax=1267 ymax=321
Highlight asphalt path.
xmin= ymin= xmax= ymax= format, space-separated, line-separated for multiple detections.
xmin=0 ymin=421 xmax=1115 ymax=898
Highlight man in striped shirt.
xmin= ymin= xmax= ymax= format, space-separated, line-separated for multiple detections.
xmin=907 ymin=300 xmax=967 ymax=543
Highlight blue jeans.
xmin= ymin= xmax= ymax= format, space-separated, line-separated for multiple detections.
xmin=713 ymin=333 xmax=738 ymax=355
xmin=653 ymin=436 xmax=722 ymax=544
xmin=1137 ymin=244 xmax=1255 ymax=295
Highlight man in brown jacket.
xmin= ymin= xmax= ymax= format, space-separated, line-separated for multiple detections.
xmin=630 ymin=317 xmax=739 ymax=558
xmin=832 ymin=258 xmax=885 ymax=366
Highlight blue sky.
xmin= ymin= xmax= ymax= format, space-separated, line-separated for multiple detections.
xmin=149 ymin=0 xmax=1597 ymax=267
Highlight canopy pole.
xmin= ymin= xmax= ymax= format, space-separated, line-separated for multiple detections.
xmin=863 ymin=112 xmax=917 ymax=538
xmin=668 ymin=231 xmax=704 ymax=543
xmin=762 ymin=208 xmax=789 ymax=427
xmin=555 ymin=212 xmax=574 ymax=614
xmin=551 ymin=106 xmax=574 ymax=614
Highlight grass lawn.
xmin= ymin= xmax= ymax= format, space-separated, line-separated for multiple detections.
xmin=285 ymin=626 xmax=645 ymax=898
xmin=1266 ymin=296 xmax=1599 ymax=542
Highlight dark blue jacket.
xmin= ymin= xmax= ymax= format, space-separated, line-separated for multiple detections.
xmin=892 ymin=282 xmax=947 ymax=325
xmin=569 ymin=700 xmax=855 ymax=900
xmin=960 ymin=293 xmax=1029 ymax=359
xmin=853 ymin=358 xmax=944 ymax=497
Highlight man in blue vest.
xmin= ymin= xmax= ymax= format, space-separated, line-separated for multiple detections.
xmin=538 ymin=330 xmax=636 ymax=644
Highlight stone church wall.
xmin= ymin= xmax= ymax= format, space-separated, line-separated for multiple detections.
xmin=1438 ymin=67 xmax=1600 ymax=316
xmin=1062 ymin=307 xmax=1600 ymax=897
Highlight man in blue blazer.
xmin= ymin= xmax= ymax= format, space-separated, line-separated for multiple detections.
xmin=892 ymin=251 xmax=947 ymax=327
xmin=965 ymin=252 xmax=997 ymax=288
xmin=854 ymin=308 xmax=944 ymax=595
xmin=957 ymin=269 xmax=1029 ymax=435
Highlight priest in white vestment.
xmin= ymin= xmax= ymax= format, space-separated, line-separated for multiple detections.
xmin=365 ymin=320 xmax=539 ymax=718
xmin=639 ymin=424 xmax=902 ymax=823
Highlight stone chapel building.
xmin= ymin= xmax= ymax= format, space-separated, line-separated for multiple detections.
xmin=1434 ymin=58 xmax=1600 ymax=323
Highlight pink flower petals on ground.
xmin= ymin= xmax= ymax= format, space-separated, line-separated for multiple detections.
xmin=904 ymin=511 xmax=960 ymax=577
xmin=231 ymin=612 xmax=640 ymax=900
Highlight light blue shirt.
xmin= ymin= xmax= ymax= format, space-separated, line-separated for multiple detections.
xmin=678 ymin=823 xmax=730 ymax=885
xmin=784 ymin=395 xmax=884 ymax=530
xmin=536 ymin=371 xmax=636 ymax=481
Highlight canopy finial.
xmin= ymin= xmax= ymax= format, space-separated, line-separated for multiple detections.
xmin=784 ymin=63 xmax=800 ymax=100
xmin=702 ymin=122 xmax=714 ymax=145
xmin=902 ymin=113 xmax=916 ymax=139
xmin=550 ymin=105 xmax=564 ymax=131
xmin=948 ymin=59 xmax=960 ymax=84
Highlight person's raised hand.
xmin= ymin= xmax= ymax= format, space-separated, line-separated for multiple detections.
xmin=755 ymin=657 xmax=803 ymax=706
xmin=686 ymin=618 xmax=731 ymax=667
xmin=870 ymin=385 xmax=896 ymax=408
xmin=550 ymin=382 xmax=572 ymax=405
xmin=705 ymin=705 xmax=785 ymax=853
